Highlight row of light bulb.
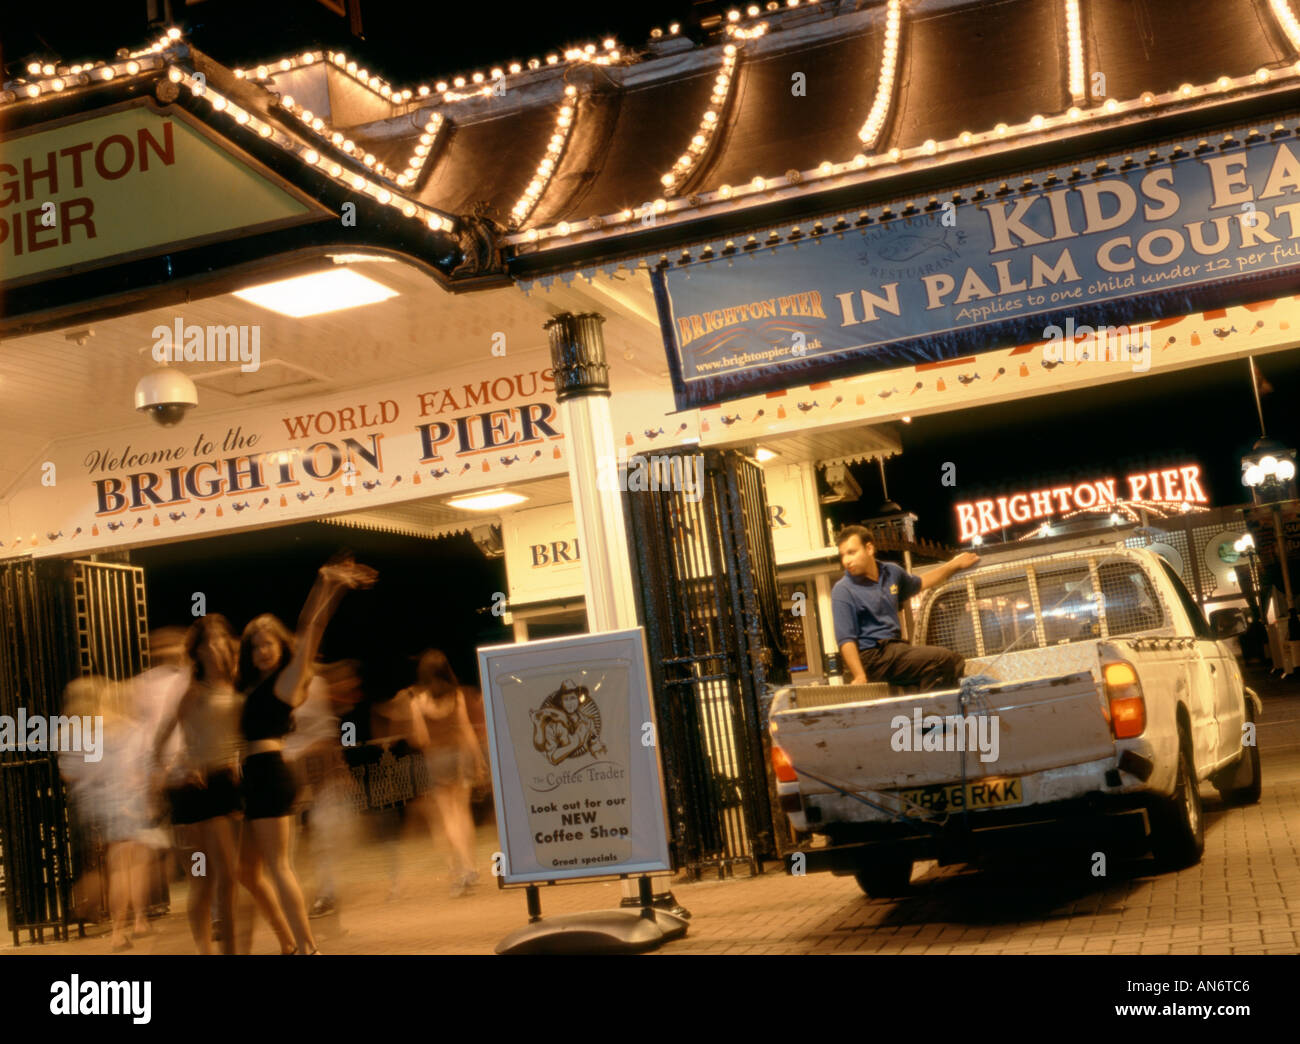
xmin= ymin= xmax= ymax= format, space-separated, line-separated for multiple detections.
xmin=1243 ymin=456 xmax=1298 ymax=486
xmin=511 ymin=85 xmax=579 ymax=226
xmin=727 ymin=0 xmax=818 ymax=19
xmin=277 ymin=93 xmax=401 ymax=181
xmin=661 ymin=46 xmax=738 ymax=191
xmin=232 ymin=39 xmax=621 ymax=114
xmin=512 ymin=59 xmax=1300 ymax=245
xmin=858 ymin=0 xmax=901 ymax=147
xmin=726 ymin=21 xmax=770 ymax=41
xmin=128 ymin=26 xmax=184 ymax=58
xmin=170 ymin=66 xmax=456 ymax=234
xmin=5 ymin=54 xmax=158 ymax=102
xmin=1065 ymin=0 xmax=1085 ymax=101
xmin=397 ymin=114 xmax=445 ymax=188
xmin=1270 ymin=0 xmax=1300 ymax=52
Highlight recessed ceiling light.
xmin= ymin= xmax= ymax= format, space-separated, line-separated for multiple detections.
xmin=233 ymin=268 xmax=398 ymax=317
xmin=446 ymin=489 xmax=529 ymax=511
xmin=755 ymin=446 xmax=779 ymax=462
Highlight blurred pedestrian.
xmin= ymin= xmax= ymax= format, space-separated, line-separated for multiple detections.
xmin=236 ymin=556 xmax=376 ymax=954
xmin=62 ymin=676 xmax=164 ymax=951
xmin=404 ymin=650 xmax=487 ymax=897
xmin=284 ymin=659 xmax=363 ymax=919
xmin=153 ymin=615 xmax=244 ymax=955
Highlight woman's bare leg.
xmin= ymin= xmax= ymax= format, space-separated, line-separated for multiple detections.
xmin=433 ymin=783 xmax=476 ymax=879
xmin=128 ymin=843 xmax=152 ymax=935
xmin=236 ymin=822 xmax=295 ymax=953
xmin=187 ymin=825 xmax=217 ymax=955
xmin=251 ymin=816 xmax=315 ymax=953
xmin=209 ymin=815 xmax=240 ymax=956
xmin=106 ymin=844 xmax=130 ymax=948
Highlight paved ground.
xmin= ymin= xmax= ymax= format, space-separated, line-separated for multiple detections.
xmin=5 ymin=666 xmax=1299 ymax=955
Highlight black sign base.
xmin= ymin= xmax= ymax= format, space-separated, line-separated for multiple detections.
xmin=495 ymin=907 xmax=688 ymax=954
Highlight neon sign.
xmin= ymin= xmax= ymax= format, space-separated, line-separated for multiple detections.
xmin=954 ymin=464 xmax=1208 ymax=542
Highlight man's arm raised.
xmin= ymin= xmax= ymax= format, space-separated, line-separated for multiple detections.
xmin=919 ymin=551 xmax=980 ymax=592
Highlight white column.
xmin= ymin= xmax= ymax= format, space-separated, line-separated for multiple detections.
xmin=556 ymin=397 xmax=638 ymax=631
xmin=545 ymin=312 xmax=671 ymax=907
xmin=815 ymin=572 xmax=840 ymax=683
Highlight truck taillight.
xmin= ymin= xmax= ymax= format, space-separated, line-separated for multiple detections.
xmin=771 ymin=744 xmax=798 ymax=783
xmin=1103 ymin=661 xmax=1146 ymax=739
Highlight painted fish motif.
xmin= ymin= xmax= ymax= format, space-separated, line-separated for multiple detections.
xmin=168 ymin=512 xmax=186 ymax=521
xmin=957 ymin=373 xmax=980 ymax=385
xmin=643 ymin=428 xmax=665 ymax=439
xmin=796 ymin=401 xmax=819 ymax=412
xmin=878 ymin=387 xmax=901 ymax=399
xmin=499 ymin=455 xmax=521 ymax=466
xmin=297 ymin=491 xmax=315 ymax=501
xmin=720 ymin=414 xmax=743 ymax=425
xmin=1212 ymin=326 xmax=1238 ymax=338
xmin=869 ymin=226 xmax=962 ymax=264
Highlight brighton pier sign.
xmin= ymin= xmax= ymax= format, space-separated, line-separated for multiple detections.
xmin=654 ymin=123 xmax=1300 ymax=408
xmin=1 ymin=363 xmax=569 ymax=558
xmin=954 ymin=464 xmax=1209 ymax=542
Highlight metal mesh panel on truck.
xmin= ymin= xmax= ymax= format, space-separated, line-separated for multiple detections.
xmin=922 ymin=548 xmax=1174 ymax=659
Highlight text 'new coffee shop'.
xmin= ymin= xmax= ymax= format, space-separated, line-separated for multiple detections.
xmin=3 ymin=0 xmax=1300 ymax=940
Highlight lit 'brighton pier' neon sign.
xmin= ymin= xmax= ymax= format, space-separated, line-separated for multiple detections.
xmin=954 ymin=464 xmax=1208 ymax=542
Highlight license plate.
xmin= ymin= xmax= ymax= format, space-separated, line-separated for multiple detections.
xmin=896 ymin=777 xmax=1023 ymax=812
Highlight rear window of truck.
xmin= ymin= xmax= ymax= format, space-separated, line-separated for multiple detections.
xmin=924 ymin=557 xmax=1165 ymax=655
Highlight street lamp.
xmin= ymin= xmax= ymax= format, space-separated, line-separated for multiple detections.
xmin=1241 ymin=437 xmax=1299 ymax=641
xmin=1241 ymin=436 xmax=1298 ymax=505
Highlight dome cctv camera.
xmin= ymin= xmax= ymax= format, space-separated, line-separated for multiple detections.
xmin=134 ymin=368 xmax=198 ymax=427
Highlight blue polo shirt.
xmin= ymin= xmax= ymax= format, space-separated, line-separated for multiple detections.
xmin=832 ymin=561 xmax=923 ymax=651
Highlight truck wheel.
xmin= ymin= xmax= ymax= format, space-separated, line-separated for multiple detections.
xmin=1215 ymin=698 xmax=1262 ymax=807
xmin=854 ymin=857 xmax=914 ymax=899
xmin=1148 ymin=736 xmax=1204 ymax=870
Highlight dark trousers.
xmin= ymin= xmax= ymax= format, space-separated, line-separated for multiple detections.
xmin=858 ymin=640 xmax=964 ymax=691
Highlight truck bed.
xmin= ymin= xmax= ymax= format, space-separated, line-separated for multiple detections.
xmin=770 ymin=664 xmax=1114 ymax=795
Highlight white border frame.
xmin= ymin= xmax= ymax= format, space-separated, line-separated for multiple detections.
xmin=476 ymin=627 xmax=673 ymax=884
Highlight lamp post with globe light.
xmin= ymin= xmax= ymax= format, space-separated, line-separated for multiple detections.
xmin=1241 ymin=437 xmax=1299 ymax=640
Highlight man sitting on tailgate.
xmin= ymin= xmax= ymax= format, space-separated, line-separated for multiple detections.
xmin=832 ymin=525 xmax=979 ymax=691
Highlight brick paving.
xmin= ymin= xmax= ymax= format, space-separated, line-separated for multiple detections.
xmin=4 ymin=667 xmax=1299 ymax=955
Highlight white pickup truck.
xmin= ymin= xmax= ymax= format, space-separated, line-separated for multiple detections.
xmin=768 ymin=543 xmax=1262 ymax=896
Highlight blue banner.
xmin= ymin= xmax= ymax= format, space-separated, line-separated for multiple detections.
xmin=653 ymin=125 xmax=1300 ymax=409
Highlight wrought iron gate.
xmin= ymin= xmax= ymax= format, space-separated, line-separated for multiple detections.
xmin=623 ymin=448 xmax=790 ymax=878
xmin=0 ymin=557 xmax=150 ymax=945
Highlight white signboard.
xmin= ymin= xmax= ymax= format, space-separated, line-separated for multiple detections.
xmin=502 ymin=503 xmax=586 ymax=606
xmin=477 ymin=628 xmax=672 ymax=883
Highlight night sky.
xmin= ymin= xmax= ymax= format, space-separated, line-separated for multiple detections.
xmin=1 ymin=0 xmax=703 ymax=81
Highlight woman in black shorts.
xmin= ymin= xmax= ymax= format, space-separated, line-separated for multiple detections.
xmin=154 ymin=615 xmax=249 ymax=955
xmin=235 ymin=557 xmax=376 ymax=955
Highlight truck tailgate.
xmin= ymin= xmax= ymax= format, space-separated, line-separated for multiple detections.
xmin=771 ymin=671 xmax=1115 ymax=792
